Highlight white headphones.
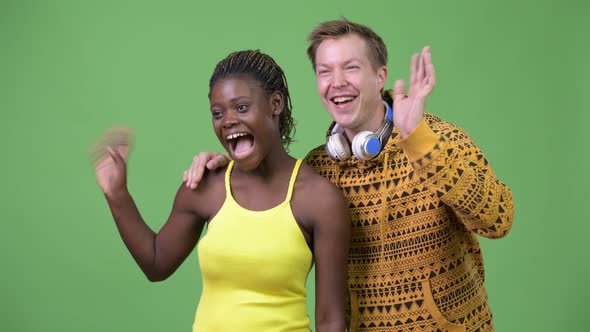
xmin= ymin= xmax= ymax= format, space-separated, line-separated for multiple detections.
xmin=325 ymin=101 xmax=393 ymax=161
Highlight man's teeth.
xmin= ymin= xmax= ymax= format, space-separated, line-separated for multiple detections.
xmin=226 ymin=133 xmax=248 ymax=140
xmin=333 ymin=96 xmax=354 ymax=103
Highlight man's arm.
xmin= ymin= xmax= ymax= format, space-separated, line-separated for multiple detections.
xmin=391 ymin=46 xmax=513 ymax=238
xmin=398 ymin=117 xmax=514 ymax=238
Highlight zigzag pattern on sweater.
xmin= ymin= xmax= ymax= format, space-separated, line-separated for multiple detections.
xmin=304 ymin=114 xmax=514 ymax=332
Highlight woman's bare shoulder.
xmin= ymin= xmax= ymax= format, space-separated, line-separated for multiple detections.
xmin=174 ymin=165 xmax=228 ymax=219
xmin=295 ymin=163 xmax=346 ymax=210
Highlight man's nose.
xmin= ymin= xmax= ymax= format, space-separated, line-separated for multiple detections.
xmin=332 ymin=70 xmax=347 ymax=88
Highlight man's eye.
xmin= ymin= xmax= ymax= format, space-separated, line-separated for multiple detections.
xmin=346 ymin=65 xmax=359 ymax=70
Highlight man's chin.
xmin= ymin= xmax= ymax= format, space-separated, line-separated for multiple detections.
xmin=330 ymin=113 xmax=356 ymax=129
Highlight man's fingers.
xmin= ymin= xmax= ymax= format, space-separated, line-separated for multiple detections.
xmin=188 ymin=156 xmax=200 ymax=187
xmin=207 ymin=154 xmax=229 ymax=170
xmin=424 ymin=65 xmax=435 ymax=93
xmin=192 ymin=162 xmax=206 ymax=184
xmin=205 ymin=159 xmax=217 ymax=170
xmin=419 ymin=47 xmax=435 ymax=96
xmin=189 ymin=164 xmax=206 ymax=189
xmin=394 ymin=80 xmax=406 ymax=101
xmin=188 ymin=154 xmax=208 ymax=190
xmin=410 ymin=54 xmax=419 ymax=85
xmin=423 ymin=45 xmax=432 ymax=66
xmin=185 ymin=152 xmax=229 ymax=190
xmin=424 ymin=50 xmax=435 ymax=89
xmin=417 ymin=49 xmax=426 ymax=84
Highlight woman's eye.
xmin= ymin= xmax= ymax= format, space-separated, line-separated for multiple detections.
xmin=212 ymin=110 xmax=223 ymax=119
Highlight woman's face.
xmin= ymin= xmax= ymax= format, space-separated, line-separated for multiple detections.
xmin=209 ymin=75 xmax=282 ymax=171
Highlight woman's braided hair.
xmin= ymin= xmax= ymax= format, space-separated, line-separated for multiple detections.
xmin=209 ymin=50 xmax=295 ymax=149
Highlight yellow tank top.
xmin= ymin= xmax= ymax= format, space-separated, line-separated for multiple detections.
xmin=193 ymin=159 xmax=313 ymax=332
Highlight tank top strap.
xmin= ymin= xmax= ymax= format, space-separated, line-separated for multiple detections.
xmin=284 ymin=159 xmax=303 ymax=204
xmin=224 ymin=160 xmax=235 ymax=197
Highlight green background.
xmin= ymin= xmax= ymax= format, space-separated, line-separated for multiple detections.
xmin=1 ymin=0 xmax=588 ymax=331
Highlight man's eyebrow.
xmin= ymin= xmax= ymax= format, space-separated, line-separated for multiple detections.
xmin=316 ymin=58 xmax=362 ymax=67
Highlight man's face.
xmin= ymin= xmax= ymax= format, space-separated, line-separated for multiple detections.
xmin=314 ymin=34 xmax=387 ymax=135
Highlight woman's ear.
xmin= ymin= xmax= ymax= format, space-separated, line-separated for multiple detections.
xmin=270 ymin=91 xmax=284 ymax=115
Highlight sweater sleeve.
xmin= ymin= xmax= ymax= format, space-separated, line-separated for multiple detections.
xmin=397 ymin=117 xmax=514 ymax=239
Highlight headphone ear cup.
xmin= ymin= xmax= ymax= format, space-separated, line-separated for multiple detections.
xmin=326 ymin=133 xmax=351 ymax=160
xmin=352 ymin=131 xmax=381 ymax=160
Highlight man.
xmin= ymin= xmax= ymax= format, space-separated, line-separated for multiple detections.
xmin=184 ymin=18 xmax=514 ymax=332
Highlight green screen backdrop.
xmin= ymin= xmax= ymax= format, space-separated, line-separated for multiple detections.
xmin=1 ymin=0 xmax=588 ymax=331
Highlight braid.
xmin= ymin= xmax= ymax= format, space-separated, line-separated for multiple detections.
xmin=209 ymin=50 xmax=295 ymax=149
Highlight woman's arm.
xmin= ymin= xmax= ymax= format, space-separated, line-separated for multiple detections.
xmin=92 ymin=128 xmax=209 ymax=281
xmin=306 ymin=177 xmax=351 ymax=332
xmin=104 ymin=185 xmax=206 ymax=281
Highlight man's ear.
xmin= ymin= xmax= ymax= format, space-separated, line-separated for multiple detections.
xmin=376 ymin=65 xmax=388 ymax=91
xmin=270 ymin=91 xmax=284 ymax=115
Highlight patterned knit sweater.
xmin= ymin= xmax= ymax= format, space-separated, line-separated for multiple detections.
xmin=304 ymin=105 xmax=514 ymax=332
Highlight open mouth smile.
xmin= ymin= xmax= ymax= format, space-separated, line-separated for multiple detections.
xmin=226 ymin=132 xmax=255 ymax=158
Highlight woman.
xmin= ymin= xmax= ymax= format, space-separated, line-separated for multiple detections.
xmin=91 ymin=50 xmax=350 ymax=332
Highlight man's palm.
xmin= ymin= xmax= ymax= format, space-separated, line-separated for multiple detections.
xmin=393 ymin=46 xmax=436 ymax=138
